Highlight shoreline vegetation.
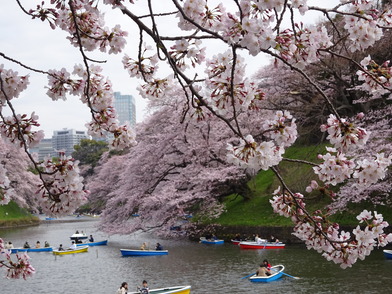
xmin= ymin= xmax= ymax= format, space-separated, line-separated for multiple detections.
xmin=1 ymin=145 xmax=390 ymax=236
xmin=0 ymin=201 xmax=40 ymax=229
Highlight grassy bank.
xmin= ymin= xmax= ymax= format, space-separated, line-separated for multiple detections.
xmin=205 ymin=144 xmax=392 ymax=227
xmin=0 ymin=201 xmax=40 ymax=228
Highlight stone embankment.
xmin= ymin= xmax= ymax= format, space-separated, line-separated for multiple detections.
xmin=191 ymin=224 xmax=392 ymax=244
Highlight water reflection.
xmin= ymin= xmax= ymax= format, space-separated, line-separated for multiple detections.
xmin=1 ymin=219 xmax=392 ymax=293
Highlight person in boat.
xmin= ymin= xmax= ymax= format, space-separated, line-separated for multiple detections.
xmin=89 ymin=235 xmax=94 ymax=242
xmin=262 ymin=259 xmax=272 ymax=270
xmin=58 ymin=244 xmax=64 ymax=251
xmin=137 ymin=280 xmax=149 ymax=294
xmin=70 ymin=241 xmax=77 ymax=250
xmin=205 ymin=233 xmax=213 ymax=240
xmin=155 ymin=243 xmax=163 ymax=250
xmin=74 ymin=237 xmax=83 ymax=244
xmin=256 ymin=262 xmax=272 ymax=277
xmin=35 ymin=241 xmax=41 ymax=248
xmin=255 ymin=234 xmax=265 ymax=244
xmin=233 ymin=233 xmax=242 ymax=241
xmin=75 ymin=230 xmax=79 ymax=234
xmin=116 ymin=282 xmax=128 ymax=294
xmin=211 ymin=234 xmax=218 ymax=240
xmin=44 ymin=241 xmax=50 ymax=247
xmin=4 ymin=241 xmax=13 ymax=249
xmin=268 ymin=235 xmax=279 ymax=243
xmin=140 ymin=242 xmax=148 ymax=250
xmin=23 ymin=241 xmax=30 ymax=249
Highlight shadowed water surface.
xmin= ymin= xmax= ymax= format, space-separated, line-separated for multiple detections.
xmin=1 ymin=219 xmax=392 ymax=293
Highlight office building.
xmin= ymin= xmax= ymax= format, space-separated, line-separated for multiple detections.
xmin=52 ymin=129 xmax=89 ymax=157
xmin=114 ymin=91 xmax=136 ymax=127
xmin=29 ymin=138 xmax=56 ymax=161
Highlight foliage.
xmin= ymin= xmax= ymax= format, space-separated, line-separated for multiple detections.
xmin=72 ymin=139 xmax=109 ymax=167
xmin=0 ymin=202 xmax=39 ymax=227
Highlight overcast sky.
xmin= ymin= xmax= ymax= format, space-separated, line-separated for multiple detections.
xmin=0 ymin=0 xmax=338 ymax=137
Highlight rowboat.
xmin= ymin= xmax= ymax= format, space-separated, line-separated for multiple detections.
xmin=239 ymin=241 xmax=286 ymax=249
xmin=120 ymin=249 xmax=168 ymax=256
xmin=53 ymin=245 xmax=89 ymax=255
xmin=10 ymin=247 xmax=53 ymax=253
xmin=127 ymin=285 xmax=191 ymax=294
xmin=249 ymin=265 xmax=285 ymax=283
xmin=76 ymin=240 xmax=108 ymax=247
xmin=200 ymin=237 xmax=224 ymax=244
xmin=383 ymin=249 xmax=392 ymax=259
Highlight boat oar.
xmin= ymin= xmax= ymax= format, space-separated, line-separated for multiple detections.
xmin=272 ymin=268 xmax=300 ymax=280
xmin=240 ymin=272 xmax=255 ymax=280
xmin=281 ymin=271 xmax=300 ymax=279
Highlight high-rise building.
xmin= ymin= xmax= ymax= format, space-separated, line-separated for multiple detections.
xmin=114 ymin=91 xmax=136 ymax=127
xmin=29 ymin=138 xmax=56 ymax=161
xmin=52 ymin=129 xmax=89 ymax=157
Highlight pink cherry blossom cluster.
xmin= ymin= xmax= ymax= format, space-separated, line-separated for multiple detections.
xmin=205 ymin=50 xmax=264 ymax=115
xmin=226 ymin=109 xmax=297 ymax=171
xmin=0 ymin=225 xmax=35 ymax=278
xmin=313 ymin=147 xmax=356 ymax=186
xmin=344 ymin=1 xmax=386 ymax=52
xmin=0 ymin=113 xmax=45 ymax=149
xmin=169 ymin=39 xmax=206 ymax=70
xmin=103 ymin=0 xmax=134 ymax=8
xmin=0 ymin=66 xmax=29 ymax=104
xmin=320 ymin=113 xmax=370 ymax=152
xmin=271 ymin=189 xmax=392 ymax=268
xmin=262 ymin=110 xmax=298 ymax=147
xmin=315 ymin=114 xmax=391 ymax=187
xmin=227 ymin=134 xmax=284 ymax=171
xmin=219 ymin=4 xmax=275 ymax=55
xmin=40 ymin=0 xmax=128 ymax=54
xmin=0 ymin=241 xmax=35 ymax=279
xmin=274 ymin=24 xmax=332 ymax=69
xmin=36 ymin=152 xmax=89 ymax=217
xmin=0 ymin=164 xmax=14 ymax=205
xmin=122 ymin=45 xmax=159 ymax=80
xmin=356 ymin=55 xmax=392 ymax=99
xmin=137 ymin=77 xmax=172 ymax=100
xmin=177 ymin=0 xmax=225 ymax=31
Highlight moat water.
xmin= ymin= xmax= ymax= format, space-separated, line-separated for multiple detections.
xmin=1 ymin=218 xmax=392 ymax=293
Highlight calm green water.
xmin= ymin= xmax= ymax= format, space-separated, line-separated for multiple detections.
xmin=1 ymin=219 xmax=392 ymax=293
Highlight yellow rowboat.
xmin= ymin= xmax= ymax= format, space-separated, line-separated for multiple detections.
xmin=128 ymin=285 xmax=191 ymax=294
xmin=52 ymin=245 xmax=89 ymax=255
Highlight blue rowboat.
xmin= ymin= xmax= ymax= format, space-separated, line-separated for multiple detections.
xmin=10 ymin=247 xmax=53 ymax=253
xmin=120 ymin=249 xmax=168 ymax=256
xmin=383 ymin=249 xmax=392 ymax=259
xmin=249 ymin=265 xmax=285 ymax=283
xmin=76 ymin=240 xmax=108 ymax=247
xmin=200 ymin=237 xmax=224 ymax=244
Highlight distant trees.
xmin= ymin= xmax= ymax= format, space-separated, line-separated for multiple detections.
xmin=0 ymin=136 xmax=40 ymax=210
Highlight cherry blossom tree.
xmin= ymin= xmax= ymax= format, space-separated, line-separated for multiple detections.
xmin=88 ymin=89 xmax=257 ymax=235
xmin=2 ymin=0 xmax=392 ymax=278
xmin=0 ymin=137 xmax=38 ymax=279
